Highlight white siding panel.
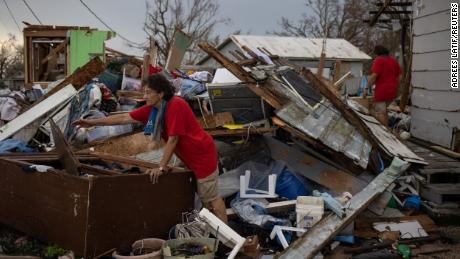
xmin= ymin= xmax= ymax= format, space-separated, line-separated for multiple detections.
xmin=412 ymin=71 xmax=456 ymax=91
xmin=410 ymin=107 xmax=460 ymax=148
xmin=416 ymin=0 xmax=450 ymax=17
xmin=414 ymin=10 xmax=450 ymax=35
xmin=413 ymin=30 xmax=450 ymax=53
xmin=412 ymin=51 xmax=450 ymax=71
xmin=412 ymin=88 xmax=460 ymax=111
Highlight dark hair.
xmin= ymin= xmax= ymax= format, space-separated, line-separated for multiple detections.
xmin=374 ymin=45 xmax=390 ymax=56
xmin=143 ymin=74 xmax=175 ymax=101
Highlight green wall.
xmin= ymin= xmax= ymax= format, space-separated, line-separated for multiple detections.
xmin=69 ymin=30 xmax=114 ymax=74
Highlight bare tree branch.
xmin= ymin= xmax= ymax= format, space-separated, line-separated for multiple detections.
xmin=0 ymin=34 xmax=23 ymax=81
xmin=143 ymin=0 xmax=230 ymax=65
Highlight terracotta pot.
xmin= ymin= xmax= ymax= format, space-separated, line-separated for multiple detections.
xmin=113 ymin=238 xmax=165 ymax=259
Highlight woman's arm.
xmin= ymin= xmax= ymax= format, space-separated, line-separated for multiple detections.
xmin=363 ymin=73 xmax=378 ymax=98
xmin=72 ymin=113 xmax=138 ymax=128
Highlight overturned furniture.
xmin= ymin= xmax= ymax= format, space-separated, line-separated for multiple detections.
xmin=0 ymin=121 xmax=195 ymax=258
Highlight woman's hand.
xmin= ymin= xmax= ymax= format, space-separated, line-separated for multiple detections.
xmin=145 ymin=167 xmax=169 ymax=184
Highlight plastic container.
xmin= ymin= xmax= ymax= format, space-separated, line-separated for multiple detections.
xmin=275 ymin=169 xmax=310 ymax=200
xmin=296 ymin=196 xmax=324 ymax=236
xmin=403 ymin=195 xmax=421 ymax=211
xmin=161 ymin=237 xmax=218 ymax=259
xmin=112 ymin=238 xmax=165 ymax=259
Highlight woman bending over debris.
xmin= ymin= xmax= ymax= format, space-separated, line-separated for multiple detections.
xmin=72 ymin=74 xmax=228 ymax=223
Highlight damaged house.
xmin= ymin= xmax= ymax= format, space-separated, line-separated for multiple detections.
xmin=0 ymin=2 xmax=459 ymax=257
xmin=197 ymin=35 xmax=371 ymax=94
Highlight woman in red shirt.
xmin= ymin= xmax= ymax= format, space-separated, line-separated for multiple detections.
xmin=73 ymin=74 xmax=228 ymax=223
xmin=364 ymin=45 xmax=402 ymax=126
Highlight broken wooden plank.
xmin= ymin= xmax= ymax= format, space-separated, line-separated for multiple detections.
xmin=278 ymin=157 xmax=409 ymax=259
xmin=79 ymin=164 xmax=120 ymax=176
xmin=241 ymin=45 xmax=268 ymax=65
xmin=116 ymin=90 xmax=143 ymax=99
xmin=31 ymin=57 xmax=105 ymax=106
xmin=90 ymin=152 xmax=188 ymax=173
xmin=40 ymin=39 xmax=68 ymax=65
xmin=0 ymin=84 xmax=77 ymax=142
xmin=412 ymin=244 xmax=450 ymax=256
xmin=369 ymin=0 xmax=392 ymax=27
xmin=50 ymin=119 xmax=81 ymax=176
xmin=199 ymin=42 xmax=283 ymax=109
xmin=165 ymin=27 xmax=191 ymax=72
xmin=207 ymin=127 xmax=276 ymax=137
xmin=198 ymin=112 xmax=234 ymax=129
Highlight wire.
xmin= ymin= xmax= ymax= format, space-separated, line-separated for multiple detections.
xmin=79 ymin=0 xmax=142 ymax=46
xmin=22 ymin=0 xmax=42 ymax=25
xmin=2 ymin=0 xmax=21 ymax=32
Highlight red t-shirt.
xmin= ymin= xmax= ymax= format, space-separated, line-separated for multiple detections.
xmin=371 ymin=56 xmax=402 ymax=102
xmin=129 ymin=96 xmax=217 ymax=179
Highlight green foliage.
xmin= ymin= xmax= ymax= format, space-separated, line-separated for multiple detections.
xmin=44 ymin=244 xmax=69 ymax=258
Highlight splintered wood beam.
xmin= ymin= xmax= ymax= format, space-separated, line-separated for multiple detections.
xmin=317 ymin=52 xmax=326 ymax=78
xmin=241 ymin=45 xmax=268 ymax=65
xmin=369 ymin=0 xmax=392 ymax=27
xmin=40 ymin=39 xmax=68 ymax=65
xmin=332 ymin=61 xmax=342 ymax=84
xmin=301 ymin=69 xmax=380 ymax=149
xmin=49 ymin=119 xmax=81 ymax=176
xmin=198 ymin=42 xmax=283 ymax=109
xmin=237 ymin=58 xmax=258 ymax=66
xmin=278 ymin=158 xmax=409 ymax=259
xmin=27 ymin=57 xmax=105 ymax=111
xmin=206 ymin=127 xmax=276 ymax=137
xmin=229 ymin=50 xmax=244 ymax=61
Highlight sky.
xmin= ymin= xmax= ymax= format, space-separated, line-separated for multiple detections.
xmin=0 ymin=0 xmax=307 ymax=55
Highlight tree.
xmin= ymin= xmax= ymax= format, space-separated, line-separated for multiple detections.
xmin=0 ymin=34 xmax=23 ymax=80
xmin=271 ymin=0 xmax=403 ymax=55
xmin=143 ymin=0 xmax=230 ymax=66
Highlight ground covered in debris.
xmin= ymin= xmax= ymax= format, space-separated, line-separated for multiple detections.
xmin=0 ymin=224 xmax=70 ymax=258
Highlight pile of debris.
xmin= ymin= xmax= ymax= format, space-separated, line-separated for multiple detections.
xmin=1 ymin=26 xmax=459 ymax=259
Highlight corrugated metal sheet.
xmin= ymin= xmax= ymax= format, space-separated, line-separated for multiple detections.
xmin=355 ymin=112 xmax=426 ymax=165
xmin=276 ymin=101 xmax=372 ymax=169
xmin=230 ymin=35 xmax=371 ymax=61
xmin=270 ymin=66 xmax=425 ymax=168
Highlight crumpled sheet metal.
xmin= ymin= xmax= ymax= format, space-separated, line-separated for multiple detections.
xmin=355 ymin=111 xmax=426 ymax=164
xmin=276 ymin=101 xmax=372 ymax=169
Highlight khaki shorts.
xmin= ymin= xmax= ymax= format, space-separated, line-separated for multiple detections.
xmin=373 ymin=101 xmax=390 ymax=115
xmin=197 ymin=169 xmax=219 ymax=203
